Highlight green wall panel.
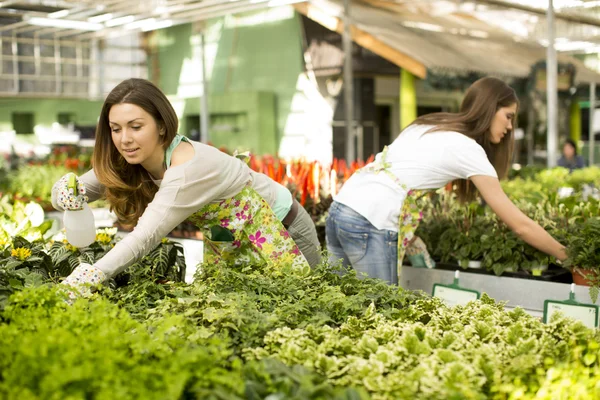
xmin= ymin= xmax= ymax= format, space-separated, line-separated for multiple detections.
xmin=152 ymin=8 xmax=303 ymax=155
xmin=180 ymin=92 xmax=276 ymax=154
xmin=0 ymin=98 xmax=103 ymax=133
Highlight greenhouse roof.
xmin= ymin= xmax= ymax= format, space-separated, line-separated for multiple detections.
xmin=298 ymin=0 xmax=600 ymax=82
xmin=0 ymin=0 xmax=600 ymax=82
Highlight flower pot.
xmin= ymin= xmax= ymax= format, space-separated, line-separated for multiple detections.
xmin=572 ymin=268 xmax=598 ymax=287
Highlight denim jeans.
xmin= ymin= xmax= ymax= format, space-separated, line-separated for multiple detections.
xmin=325 ymin=201 xmax=398 ymax=284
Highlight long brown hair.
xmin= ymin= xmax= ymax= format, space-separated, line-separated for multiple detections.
xmin=92 ymin=78 xmax=178 ymax=228
xmin=410 ymin=77 xmax=518 ymax=201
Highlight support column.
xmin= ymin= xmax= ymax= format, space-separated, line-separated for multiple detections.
xmin=399 ymin=69 xmax=417 ymax=130
xmin=546 ymin=0 xmax=558 ymax=168
xmin=590 ymin=82 xmax=596 ymax=165
xmin=200 ymin=31 xmax=209 ymax=144
xmin=342 ymin=0 xmax=355 ymax=162
xmin=527 ymin=103 xmax=535 ymax=165
xmin=569 ymin=100 xmax=581 ymax=145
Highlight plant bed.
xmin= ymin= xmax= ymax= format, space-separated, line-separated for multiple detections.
xmin=2 ymin=219 xmax=600 ymax=398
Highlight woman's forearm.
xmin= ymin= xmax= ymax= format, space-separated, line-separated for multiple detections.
xmin=515 ymin=220 xmax=567 ymax=261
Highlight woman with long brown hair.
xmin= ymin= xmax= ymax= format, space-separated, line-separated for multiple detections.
xmin=52 ymin=78 xmax=321 ymax=293
xmin=326 ymin=77 xmax=567 ymax=284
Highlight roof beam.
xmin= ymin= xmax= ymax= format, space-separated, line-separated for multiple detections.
xmin=294 ymin=2 xmax=427 ymax=78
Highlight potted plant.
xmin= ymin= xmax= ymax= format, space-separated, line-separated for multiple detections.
xmin=480 ymin=218 xmax=551 ymax=277
xmin=563 ymin=217 xmax=600 ymax=302
xmin=415 ymin=190 xmax=484 ymax=264
xmin=437 ymin=214 xmax=493 ymax=269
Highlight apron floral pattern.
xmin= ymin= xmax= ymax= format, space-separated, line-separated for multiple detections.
xmin=187 ymin=185 xmax=310 ymax=274
xmin=359 ymin=146 xmax=435 ymax=280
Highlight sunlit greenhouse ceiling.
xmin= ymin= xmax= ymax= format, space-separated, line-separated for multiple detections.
xmin=358 ymin=0 xmax=600 ymax=54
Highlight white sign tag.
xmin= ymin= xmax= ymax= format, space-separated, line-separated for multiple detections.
xmin=432 ymin=284 xmax=480 ymax=307
xmin=544 ymin=301 xmax=598 ymax=329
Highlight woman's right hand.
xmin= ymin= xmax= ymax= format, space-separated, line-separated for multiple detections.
xmin=52 ymin=173 xmax=88 ymax=211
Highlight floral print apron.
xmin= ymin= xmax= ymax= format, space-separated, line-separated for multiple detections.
xmin=359 ymin=146 xmax=435 ymax=281
xmin=186 ymin=185 xmax=310 ymax=275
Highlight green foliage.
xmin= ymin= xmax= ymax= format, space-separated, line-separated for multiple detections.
xmin=2 ymin=165 xmax=600 ymax=398
xmin=566 ymin=165 xmax=600 ymax=191
xmin=0 ymin=199 xmax=53 ymax=243
xmin=0 ymin=284 xmax=369 ymax=400
xmin=0 ymin=226 xmax=186 ymax=312
xmin=0 ymin=236 xmax=55 ymax=308
xmin=564 ymin=217 xmax=600 ymax=272
xmin=564 ymin=217 xmax=600 ymax=301
xmin=245 ymin=295 xmax=599 ymax=400
xmin=116 ymin=260 xmax=423 ymax=352
xmin=4 ymin=164 xmax=70 ymax=207
xmin=436 ymin=213 xmax=495 ymax=266
xmin=479 ymin=220 xmax=551 ymax=276
xmin=0 ymin=286 xmax=246 ymax=400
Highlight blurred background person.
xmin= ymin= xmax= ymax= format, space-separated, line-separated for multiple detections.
xmin=557 ymin=139 xmax=586 ymax=172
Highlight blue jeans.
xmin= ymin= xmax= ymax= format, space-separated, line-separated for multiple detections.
xmin=325 ymin=201 xmax=398 ymax=285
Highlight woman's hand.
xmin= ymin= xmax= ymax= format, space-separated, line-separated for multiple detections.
xmin=62 ymin=263 xmax=107 ymax=300
xmin=52 ymin=173 xmax=88 ymax=211
xmin=406 ymin=236 xmax=436 ymax=268
xmin=470 ymin=175 xmax=567 ymax=261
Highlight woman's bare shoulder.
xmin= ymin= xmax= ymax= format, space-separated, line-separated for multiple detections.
xmin=170 ymin=141 xmax=195 ymax=167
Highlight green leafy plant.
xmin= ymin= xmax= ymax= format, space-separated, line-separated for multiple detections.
xmin=436 ymin=212 xmax=494 ymax=267
xmin=0 ymin=236 xmax=55 ymax=308
xmin=3 ymin=164 xmax=70 ymax=210
xmin=564 ymin=217 xmax=600 ymax=302
xmin=480 ymin=220 xmax=551 ymax=276
xmin=116 ymin=237 xmax=186 ymax=287
xmin=245 ymin=295 xmax=599 ymax=400
xmin=566 ymin=165 xmax=600 ymax=191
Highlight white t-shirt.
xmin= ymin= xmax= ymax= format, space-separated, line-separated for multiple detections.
xmin=334 ymin=124 xmax=498 ymax=232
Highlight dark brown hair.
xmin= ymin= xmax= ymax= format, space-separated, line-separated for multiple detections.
xmin=92 ymin=78 xmax=178 ymax=227
xmin=410 ymin=77 xmax=518 ymax=201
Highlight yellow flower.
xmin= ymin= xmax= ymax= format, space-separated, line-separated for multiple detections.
xmin=161 ymin=237 xmax=169 ymax=244
xmin=61 ymin=239 xmax=78 ymax=252
xmin=66 ymin=244 xmax=78 ymax=252
xmin=95 ymin=233 xmax=112 ymax=244
xmin=11 ymin=247 xmax=32 ymax=261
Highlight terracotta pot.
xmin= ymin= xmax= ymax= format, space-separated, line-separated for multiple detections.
xmin=572 ymin=268 xmax=597 ymax=286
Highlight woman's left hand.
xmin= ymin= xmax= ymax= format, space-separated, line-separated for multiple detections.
xmin=62 ymin=263 xmax=107 ymax=300
xmin=405 ymin=236 xmax=436 ymax=269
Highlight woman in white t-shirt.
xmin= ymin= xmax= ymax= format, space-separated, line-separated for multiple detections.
xmin=326 ymin=77 xmax=567 ymax=284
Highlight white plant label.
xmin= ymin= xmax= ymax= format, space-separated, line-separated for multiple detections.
xmin=544 ymin=301 xmax=598 ymax=329
xmin=433 ymin=285 xmax=479 ymax=307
